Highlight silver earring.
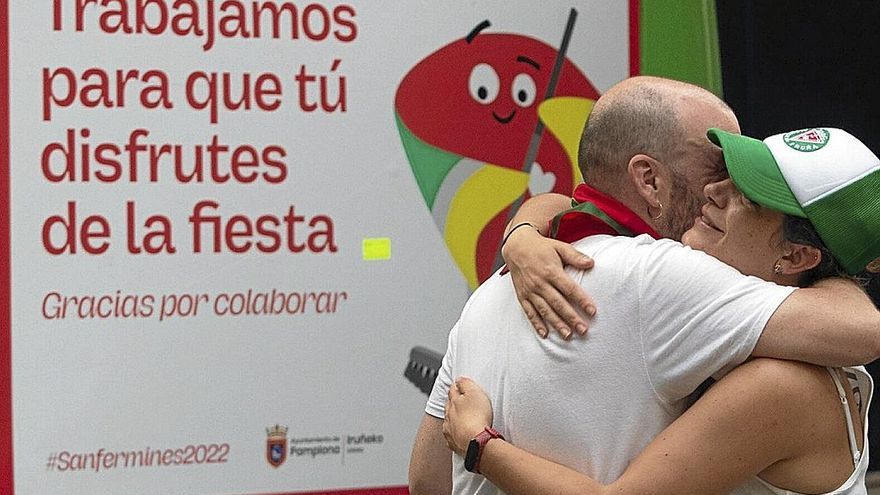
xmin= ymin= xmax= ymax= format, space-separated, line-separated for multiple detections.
xmin=648 ymin=201 xmax=663 ymax=220
xmin=773 ymin=261 xmax=783 ymax=274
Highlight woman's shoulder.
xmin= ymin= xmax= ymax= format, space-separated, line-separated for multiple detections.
xmin=711 ymin=358 xmax=836 ymax=409
xmin=732 ymin=357 xmax=827 ymax=379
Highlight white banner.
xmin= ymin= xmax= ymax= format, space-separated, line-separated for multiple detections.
xmin=4 ymin=1 xmax=633 ymax=493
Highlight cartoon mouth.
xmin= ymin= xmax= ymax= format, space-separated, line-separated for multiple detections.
xmin=492 ymin=110 xmax=516 ymax=124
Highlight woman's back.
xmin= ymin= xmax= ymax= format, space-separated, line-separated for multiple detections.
xmin=724 ymin=359 xmax=872 ymax=494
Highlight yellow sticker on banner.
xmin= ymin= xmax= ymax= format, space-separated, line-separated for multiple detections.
xmin=363 ymin=238 xmax=392 ymax=261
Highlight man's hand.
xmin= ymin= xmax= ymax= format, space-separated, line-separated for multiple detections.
xmin=443 ymin=377 xmax=494 ymax=456
xmin=502 ymin=226 xmax=596 ymax=339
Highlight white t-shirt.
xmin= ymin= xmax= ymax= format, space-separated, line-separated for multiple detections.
xmin=426 ymin=234 xmax=796 ymax=495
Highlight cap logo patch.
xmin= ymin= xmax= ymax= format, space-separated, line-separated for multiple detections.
xmin=867 ymin=257 xmax=880 ymax=274
xmin=783 ymin=128 xmax=830 ymax=152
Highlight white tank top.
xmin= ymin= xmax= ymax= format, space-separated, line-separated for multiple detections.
xmin=731 ymin=366 xmax=873 ymax=495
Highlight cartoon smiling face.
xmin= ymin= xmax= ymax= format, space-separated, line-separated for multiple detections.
xmin=471 ymin=57 xmax=536 ymax=125
xmin=395 ymin=20 xmax=600 ymax=287
xmin=395 ymin=21 xmax=599 ymax=171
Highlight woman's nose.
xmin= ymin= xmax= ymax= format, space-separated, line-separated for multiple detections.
xmin=703 ymin=178 xmax=735 ymax=206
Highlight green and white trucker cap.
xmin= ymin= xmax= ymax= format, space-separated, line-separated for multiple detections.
xmin=707 ymin=127 xmax=880 ymax=275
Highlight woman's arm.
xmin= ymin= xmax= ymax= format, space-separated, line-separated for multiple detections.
xmin=444 ymin=361 xmax=816 ymax=495
xmin=502 ymin=193 xmax=596 ymax=339
xmin=755 ymin=277 xmax=880 ymax=365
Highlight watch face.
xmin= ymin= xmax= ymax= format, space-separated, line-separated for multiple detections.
xmin=464 ymin=438 xmax=480 ymax=472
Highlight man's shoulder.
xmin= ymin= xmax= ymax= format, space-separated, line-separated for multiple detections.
xmin=569 ymin=234 xmax=714 ymax=271
xmin=460 ymin=266 xmax=518 ymax=314
xmin=570 ymin=233 xmax=684 ymax=253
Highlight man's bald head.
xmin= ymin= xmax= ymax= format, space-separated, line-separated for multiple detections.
xmin=580 ymin=77 xmax=733 ymax=184
xmin=578 ymin=76 xmax=739 ymax=239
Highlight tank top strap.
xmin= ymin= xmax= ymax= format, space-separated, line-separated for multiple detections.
xmin=827 ymin=367 xmax=861 ymax=466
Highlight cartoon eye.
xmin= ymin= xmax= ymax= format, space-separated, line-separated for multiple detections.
xmin=511 ymin=73 xmax=537 ymax=107
xmin=468 ymin=63 xmax=500 ymax=104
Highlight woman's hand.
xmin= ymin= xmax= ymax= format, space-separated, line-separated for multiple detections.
xmin=443 ymin=377 xmax=494 ymax=456
xmin=502 ymin=226 xmax=596 ymax=339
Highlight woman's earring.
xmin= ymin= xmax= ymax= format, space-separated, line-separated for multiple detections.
xmin=773 ymin=261 xmax=784 ymax=274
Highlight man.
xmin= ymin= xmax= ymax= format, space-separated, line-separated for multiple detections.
xmin=408 ymin=76 xmax=880 ymax=494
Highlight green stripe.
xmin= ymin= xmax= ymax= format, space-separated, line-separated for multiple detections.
xmin=394 ymin=113 xmax=462 ymax=209
xmin=551 ymin=201 xmax=634 ymax=238
xmin=640 ymin=0 xmax=724 ymax=97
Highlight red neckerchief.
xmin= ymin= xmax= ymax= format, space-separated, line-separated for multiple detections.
xmin=550 ymin=184 xmax=660 ymax=242
xmin=499 ymin=184 xmax=659 ymax=276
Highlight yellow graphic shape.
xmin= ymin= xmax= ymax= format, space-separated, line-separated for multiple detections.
xmin=362 ymin=237 xmax=392 ymax=261
xmin=538 ymin=96 xmax=596 ymax=188
xmin=445 ymin=165 xmax=528 ymax=288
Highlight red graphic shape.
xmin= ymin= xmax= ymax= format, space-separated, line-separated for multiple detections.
xmin=396 ymin=27 xmax=600 ymax=284
xmin=396 ymin=31 xmax=598 ymax=173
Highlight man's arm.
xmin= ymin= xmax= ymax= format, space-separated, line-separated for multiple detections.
xmin=755 ymin=277 xmax=880 ymax=366
xmin=410 ymin=311 xmax=461 ymax=495
xmin=502 ymin=193 xmax=595 ymax=339
xmin=409 ymin=414 xmax=452 ymax=495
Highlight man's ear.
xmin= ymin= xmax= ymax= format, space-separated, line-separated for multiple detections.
xmin=627 ymin=154 xmax=665 ymax=207
xmin=779 ymin=243 xmax=823 ymax=275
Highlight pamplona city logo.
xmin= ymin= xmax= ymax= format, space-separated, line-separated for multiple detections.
xmin=265 ymin=425 xmax=386 ymax=466
xmin=266 ymin=424 xmax=288 ymax=468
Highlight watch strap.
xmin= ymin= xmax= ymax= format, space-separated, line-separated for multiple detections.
xmin=471 ymin=427 xmax=504 ymax=474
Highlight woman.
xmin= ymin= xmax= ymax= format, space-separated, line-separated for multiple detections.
xmin=442 ymin=127 xmax=880 ymax=494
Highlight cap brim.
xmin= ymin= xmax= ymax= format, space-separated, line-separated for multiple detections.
xmin=707 ymin=129 xmax=806 ymax=218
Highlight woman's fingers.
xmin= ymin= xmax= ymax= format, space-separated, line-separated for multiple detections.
xmin=504 ymin=232 xmax=597 ymax=338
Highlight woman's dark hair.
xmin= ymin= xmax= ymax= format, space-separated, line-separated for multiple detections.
xmin=869 ymin=275 xmax=880 ymax=310
xmin=784 ymin=215 xmax=880 ymax=308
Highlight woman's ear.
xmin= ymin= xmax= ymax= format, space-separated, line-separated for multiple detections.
xmin=779 ymin=243 xmax=823 ymax=275
xmin=627 ymin=154 xmax=665 ymax=207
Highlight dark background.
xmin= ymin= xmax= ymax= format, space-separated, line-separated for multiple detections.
xmin=716 ymin=0 xmax=880 ymax=468
xmin=717 ymin=1 xmax=879 ymax=150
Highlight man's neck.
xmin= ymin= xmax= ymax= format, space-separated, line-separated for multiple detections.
xmin=551 ymin=183 xmax=661 ymax=242
xmin=584 ymin=180 xmax=656 ymax=231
